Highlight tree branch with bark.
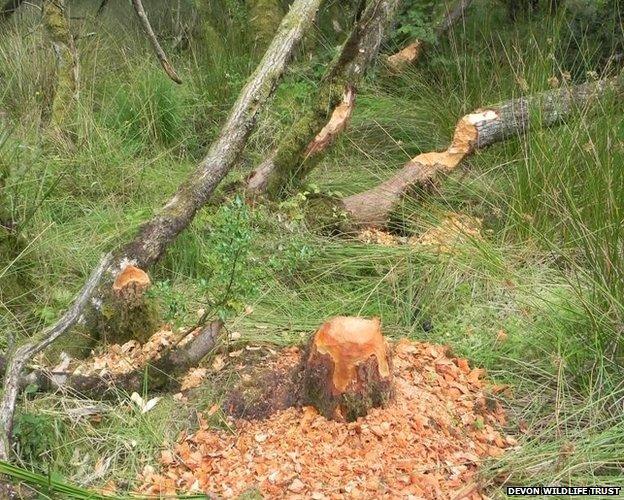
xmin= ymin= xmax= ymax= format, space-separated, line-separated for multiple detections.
xmin=131 ymin=0 xmax=183 ymax=84
xmin=315 ymin=74 xmax=624 ymax=229
xmin=245 ymin=0 xmax=400 ymax=199
xmin=0 ymin=254 xmax=112 ymax=461
xmin=0 ymin=321 xmax=222 ymax=401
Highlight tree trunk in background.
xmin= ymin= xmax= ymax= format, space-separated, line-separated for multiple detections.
xmin=246 ymin=0 xmax=400 ymax=199
xmin=330 ymin=75 xmax=623 ymax=229
xmin=81 ymin=0 xmax=323 ymax=341
xmin=247 ymin=0 xmax=284 ymax=51
xmin=302 ymin=316 xmax=393 ymax=422
xmin=387 ymin=0 xmax=473 ymax=71
xmin=42 ymin=0 xmax=79 ymax=134
xmin=0 ymin=0 xmax=24 ymax=23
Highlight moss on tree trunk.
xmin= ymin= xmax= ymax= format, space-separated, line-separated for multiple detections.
xmin=42 ymin=0 xmax=79 ymax=135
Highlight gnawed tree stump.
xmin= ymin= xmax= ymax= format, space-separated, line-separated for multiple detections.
xmin=95 ymin=264 xmax=159 ymax=345
xmin=302 ymin=316 xmax=393 ymax=421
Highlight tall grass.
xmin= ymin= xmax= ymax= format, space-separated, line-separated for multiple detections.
xmin=0 ymin=0 xmax=622 ymax=495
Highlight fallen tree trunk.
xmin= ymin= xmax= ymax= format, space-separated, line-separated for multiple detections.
xmin=245 ymin=0 xmax=399 ymax=198
xmin=131 ymin=0 xmax=183 ymax=84
xmin=0 ymin=254 xmax=112 ymax=461
xmin=302 ymin=316 xmax=393 ymax=421
xmin=42 ymin=0 xmax=79 ymax=135
xmin=3 ymin=321 xmax=222 ymax=401
xmin=0 ymin=0 xmax=24 ymax=23
xmin=387 ymin=0 xmax=473 ymax=71
xmin=331 ymin=75 xmax=623 ymax=228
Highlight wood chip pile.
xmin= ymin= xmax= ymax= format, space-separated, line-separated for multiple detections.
xmin=138 ymin=339 xmax=513 ymax=499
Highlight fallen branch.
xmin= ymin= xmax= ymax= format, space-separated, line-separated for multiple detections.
xmin=387 ymin=0 xmax=473 ymax=71
xmin=245 ymin=0 xmax=400 ymax=198
xmin=11 ymin=320 xmax=223 ymax=400
xmin=0 ymin=253 xmax=112 ymax=461
xmin=333 ymin=75 xmax=623 ymax=228
xmin=131 ymin=0 xmax=182 ymax=84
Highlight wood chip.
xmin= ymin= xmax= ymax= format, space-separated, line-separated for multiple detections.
xmin=138 ymin=340 xmax=510 ymax=499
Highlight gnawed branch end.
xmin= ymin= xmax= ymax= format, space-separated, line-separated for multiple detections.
xmin=318 ymin=74 xmax=623 ymax=229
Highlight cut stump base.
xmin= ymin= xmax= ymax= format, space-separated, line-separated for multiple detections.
xmin=302 ymin=316 xmax=393 ymax=421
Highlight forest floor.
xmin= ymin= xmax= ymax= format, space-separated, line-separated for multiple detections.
xmin=1 ymin=0 xmax=623 ymax=498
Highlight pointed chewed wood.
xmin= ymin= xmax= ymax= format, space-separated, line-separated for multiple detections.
xmin=336 ymin=75 xmax=622 ymax=229
xmin=303 ymin=316 xmax=393 ymax=421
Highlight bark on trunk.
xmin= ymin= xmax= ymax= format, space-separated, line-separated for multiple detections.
xmin=132 ymin=0 xmax=183 ymax=84
xmin=245 ymin=0 xmax=400 ymax=198
xmin=0 ymin=254 xmax=112 ymax=461
xmin=0 ymin=0 xmax=23 ymax=22
xmin=302 ymin=316 xmax=393 ymax=421
xmin=387 ymin=0 xmax=473 ymax=71
xmin=337 ymin=76 xmax=622 ymax=228
xmin=42 ymin=0 xmax=79 ymax=134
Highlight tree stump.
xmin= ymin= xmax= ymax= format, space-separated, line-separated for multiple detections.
xmin=96 ymin=264 xmax=159 ymax=345
xmin=302 ymin=316 xmax=393 ymax=421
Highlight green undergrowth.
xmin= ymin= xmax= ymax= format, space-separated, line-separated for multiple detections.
xmin=1 ymin=0 xmax=623 ymax=497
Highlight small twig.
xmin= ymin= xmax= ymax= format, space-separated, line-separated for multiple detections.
xmin=131 ymin=0 xmax=182 ymax=84
xmin=0 ymin=253 xmax=112 ymax=461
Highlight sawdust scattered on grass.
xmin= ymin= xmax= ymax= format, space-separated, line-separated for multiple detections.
xmin=138 ymin=339 xmax=514 ymax=499
xmin=357 ymin=212 xmax=483 ymax=254
xmin=48 ymin=326 xmax=210 ymax=391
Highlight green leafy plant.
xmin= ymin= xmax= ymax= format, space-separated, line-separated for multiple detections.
xmin=198 ymin=195 xmax=259 ymax=321
xmin=12 ymin=412 xmax=61 ymax=471
xmin=391 ymin=1 xmax=438 ymax=47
